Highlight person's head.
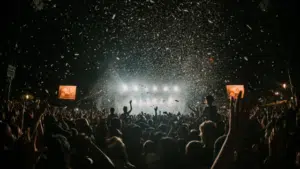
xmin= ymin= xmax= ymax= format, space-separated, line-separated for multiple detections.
xmin=199 ymin=121 xmax=217 ymax=148
xmin=0 ymin=122 xmax=14 ymax=147
xmin=72 ymin=133 xmax=89 ymax=157
xmin=70 ymin=128 xmax=78 ymax=137
xmin=44 ymin=114 xmax=58 ymax=127
xmin=46 ymin=134 xmax=71 ymax=169
xmin=123 ymin=106 xmax=128 ymax=113
xmin=107 ymin=136 xmax=128 ymax=163
xmin=178 ymin=125 xmax=189 ymax=139
xmin=157 ymin=137 xmax=179 ymax=164
xmin=151 ymin=131 xmax=165 ymax=144
xmin=76 ymin=118 xmax=91 ymax=135
xmin=143 ymin=140 xmax=155 ymax=154
xmin=74 ymin=157 xmax=93 ymax=169
xmin=110 ymin=118 xmax=122 ymax=129
xmin=128 ymin=125 xmax=142 ymax=141
xmin=177 ymin=138 xmax=187 ymax=155
xmin=189 ymin=129 xmax=200 ymax=141
xmin=148 ymin=119 xmax=153 ymax=126
xmin=10 ymin=124 xmax=23 ymax=139
xmin=206 ymin=95 xmax=215 ymax=106
xmin=185 ymin=141 xmax=204 ymax=166
xmin=110 ymin=108 xmax=115 ymax=115
xmin=157 ymin=124 xmax=168 ymax=133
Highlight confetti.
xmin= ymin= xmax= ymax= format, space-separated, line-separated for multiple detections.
xmin=246 ymin=24 xmax=252 ymax=30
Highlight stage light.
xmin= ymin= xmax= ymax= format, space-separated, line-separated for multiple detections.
xmin=152 ymin=98 xmax=157 ymax=104
xmin=168 ymin=97 xmax=173 ymax=104
xmin=139 ymin=100 xmax=143 ymax=105
xmin=132 ymin=99 xmax=137 ymax=104
xmin=157 ymin=98 xmax=163 ymax=104
xmin=144 ymin=87 xmax=149 ymax=92
xmin=122 ymin=84 xmax=128 ymax=91
xmin=146 ymin=98 xmax=151 ymax=105
xmin=153 ymin=86 xmax=158 ymax=91
xmin=174 ymin=86 xmax=179 ymax=92
xmin=173 ymin=86 xmax=179 ymax=92
xmin=163 ymin=86 xmax=169 ymax=92
xmin=133 ymin=85 xmax=139 ymax=91
xmin=282 ymin=83 xmax=287 ymax=89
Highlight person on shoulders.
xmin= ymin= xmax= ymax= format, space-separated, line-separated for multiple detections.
xmin=202 ymin=95 xmax=219 ymax=122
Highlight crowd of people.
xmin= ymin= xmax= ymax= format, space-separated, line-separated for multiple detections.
xmin=1 ymin=93 xmax=300 ymax=169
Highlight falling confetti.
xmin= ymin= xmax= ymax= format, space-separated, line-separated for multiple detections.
xmin=112 ymin=14 xmax=116 ymax=20
xmin=246 ymin=24 xmax=252 ymax=30
xmin=0 ymin=0 xmax=287 ymax=109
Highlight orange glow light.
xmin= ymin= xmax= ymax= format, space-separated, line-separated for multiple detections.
xmin=226 ymin=85 xmax=245 ymax=99
xmin=58 ymin=85 xmax=77 ymax=100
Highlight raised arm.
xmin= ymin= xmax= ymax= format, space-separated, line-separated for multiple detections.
xmin=88 ymin=138 xmax=115 ymax=169
xmin=127 ymin=100 xmax=132 ymax=114
xmin=211 ymin=135 xmax=235 ymax=169
xmin=211 ymin=92 xmax=248 ymax=169
xmin=211 ymin=98 xmax=236 ymax=169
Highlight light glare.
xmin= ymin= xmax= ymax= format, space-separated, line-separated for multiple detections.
xmin=282 ymin=83 xmax=287 ymax=89
xmin=174 ymin=86 xmax=179 ymax=92
xmin=133 ymin=85 xmax=139 ymax=91
xmin=163 ymin=86 xmax=169 ymax=91
xmin=168 ymin=97 xmax=173 ymax=104
xmin=122 ymin=84 xmax=128 ymax=91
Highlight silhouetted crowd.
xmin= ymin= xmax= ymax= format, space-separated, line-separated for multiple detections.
xmin=1 ymin=94 xmax=300 ymax=169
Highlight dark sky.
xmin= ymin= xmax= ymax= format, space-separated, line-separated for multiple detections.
xmin=0 ymin=0 xmax=297 ymax=101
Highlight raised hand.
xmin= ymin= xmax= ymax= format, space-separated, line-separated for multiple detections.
xmin=129 ymin=100 xmax=132 ymax=104
xmin=211 ymin=92 xmax=249 ymax=169
xmin=228 ymin=92 xmax=250 ymax=150
xmin=154 ymin=106 xmax=158 ymax=112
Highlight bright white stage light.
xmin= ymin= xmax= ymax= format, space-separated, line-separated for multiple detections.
xmin=132 ymin=99 xmax=137 ymax=104
xmin=152 ymin=98 xmax=157 ymax=104
xmin=122 ymin=84 xmax=128 ymax=91
xmin=146 ymin=98 xmax=151 ymax=105
xmin=153 ymin=86 xmax=158 ymax=91
xmin=168 ymin=97 xmax=173 ymax=104
xmin=163 ymin=86 xmax=169 ymax=92
xmin=133 ymin=85 xmax=139 ymax=91
xmin=139 ymin=100 xmax=143 ymax=105
xmin=144 ymin=87 xmax=149 ymax=92
xmin=159 ymin=98 xmax=164 ymax=104
xmin=173 ymin=86 xmax=179 ymax=92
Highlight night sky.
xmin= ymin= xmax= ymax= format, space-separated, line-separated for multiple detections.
xmin=0 ymin=0 xmax=297 ymax=102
